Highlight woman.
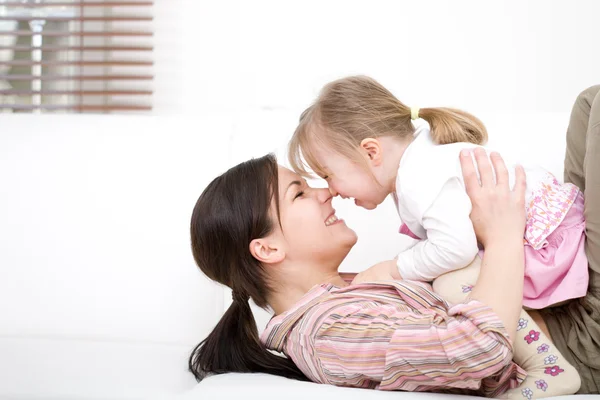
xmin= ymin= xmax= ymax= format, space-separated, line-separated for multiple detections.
xmin=188 ymin=86 xmax=600 ymax=396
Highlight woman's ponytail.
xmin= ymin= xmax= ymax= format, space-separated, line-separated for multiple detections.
xmin=189 ymin=296 xmax=308 ymax=382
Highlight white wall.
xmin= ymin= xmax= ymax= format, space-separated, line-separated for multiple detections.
xmin=172 ymin=0 xmax=600 ymax=115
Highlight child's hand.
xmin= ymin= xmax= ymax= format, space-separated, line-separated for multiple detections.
xmin=351 ymin=259 xmax=402 ymax=285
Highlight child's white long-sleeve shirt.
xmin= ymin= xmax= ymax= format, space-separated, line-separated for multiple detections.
xmin=393 ymin=124 xmax=561 ymax=281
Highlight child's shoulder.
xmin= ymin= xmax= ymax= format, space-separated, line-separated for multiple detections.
xmin=396 ymin=142 xmax=478 ymax=214
xmin=400 ymin=140 xmax=479 ymax=176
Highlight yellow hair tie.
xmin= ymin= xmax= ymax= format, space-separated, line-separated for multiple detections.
xmin=410 ymin=107 xmax=420 ymax=120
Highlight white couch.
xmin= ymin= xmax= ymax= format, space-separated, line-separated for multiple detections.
xmin=1 ymin=111 xmax=597 ymax=400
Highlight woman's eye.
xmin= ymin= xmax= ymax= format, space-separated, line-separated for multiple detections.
xmin=322 ymin=175 xmax=329 ymax=180
xmin=294 ymin=191 xmax=305 ymax=200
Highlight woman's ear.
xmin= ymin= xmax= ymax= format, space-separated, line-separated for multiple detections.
xmin=360 ymin=138 xmax=383 ymax=166
xmin=249 ymin=237 xmax=285 ymax=264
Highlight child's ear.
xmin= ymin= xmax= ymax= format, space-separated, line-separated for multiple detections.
xmin=360 ymin=138 xmax=383 ymax=166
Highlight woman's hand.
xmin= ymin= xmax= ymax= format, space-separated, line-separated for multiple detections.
xmin=461 ymin=147 xmax=527 ymax=344
xmin=460 ymin=148 xmax=527 ymax=248
xmin=351 ymin=259 xmax=401 ymax=285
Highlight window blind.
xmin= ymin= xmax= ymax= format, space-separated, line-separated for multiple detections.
xmin=0 ymin=0 xmax=153 ymax=113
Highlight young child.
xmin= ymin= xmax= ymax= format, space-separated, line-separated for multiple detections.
xmin=288 ymin=75 xmax=584 ymax=398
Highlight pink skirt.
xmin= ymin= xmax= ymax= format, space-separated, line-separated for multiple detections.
xmin=398 ymin=191 xmax=589 ymax=309
xmin=521 ymin=191 xmax=588 ymax=309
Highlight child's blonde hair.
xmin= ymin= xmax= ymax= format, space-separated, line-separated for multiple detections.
xmin=288 ymin=75 xmax=487 ymax=178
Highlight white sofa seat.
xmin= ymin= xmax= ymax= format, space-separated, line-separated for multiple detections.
xmin=181 ymin=373 xmax=600 ymax=400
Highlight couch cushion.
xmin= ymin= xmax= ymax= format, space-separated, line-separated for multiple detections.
xmin=181 ymin=373 xmax=600 ymax=400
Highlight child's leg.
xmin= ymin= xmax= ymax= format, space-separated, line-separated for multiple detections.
xmin=433 ymin=257 xmax=581 ymax=399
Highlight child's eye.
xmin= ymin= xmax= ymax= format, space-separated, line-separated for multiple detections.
xmin=294 ymin=191 xmax=305 ymax=200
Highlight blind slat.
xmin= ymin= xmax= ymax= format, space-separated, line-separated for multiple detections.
xmin=0 ymin=30 xmax=152 ymax=37
xmin=2 ymin=90 xmax=152 ymax=96
xmin=0 ymin=2 xmax=153 ymax=6
xmin=1 ymin=60 xmax=153 ymax=67
xmin=0 ymin=104 xmax=153 ymax=111
xmin=0 ymin=16 xmax=153 ymax=22
xmin=0 ymin=46 xmax=153 ymax=52
xmin=0 ymin=74 xmax=153 ymax=81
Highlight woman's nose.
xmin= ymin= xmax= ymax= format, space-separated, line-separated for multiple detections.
xmin=328 ymin=186 xmax=338 ymax=197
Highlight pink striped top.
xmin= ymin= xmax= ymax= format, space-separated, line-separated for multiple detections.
xmin=260 ymin=280 xmax=526 ymax=397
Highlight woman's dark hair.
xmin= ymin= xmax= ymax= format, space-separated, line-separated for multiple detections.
xmin=188 ymin=153 xmax=308 ymax=382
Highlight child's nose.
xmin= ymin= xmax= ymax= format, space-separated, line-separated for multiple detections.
xmin=316 ymin=188 xmax=333 ymax=203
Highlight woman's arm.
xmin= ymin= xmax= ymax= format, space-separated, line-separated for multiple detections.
xmin=461 ymin=148 xmax=527 ymax=344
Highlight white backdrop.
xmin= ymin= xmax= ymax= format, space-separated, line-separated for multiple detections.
xmin=1 ymin=1 xmax=599 ymax=399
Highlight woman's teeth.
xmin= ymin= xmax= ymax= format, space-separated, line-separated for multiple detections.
xmin=325 ymin=215 xmax=339 ymax=226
